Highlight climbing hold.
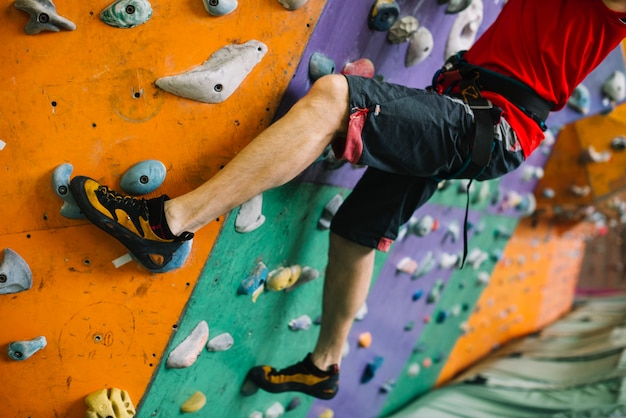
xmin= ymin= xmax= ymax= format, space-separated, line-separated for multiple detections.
xmin=361 ymin=355 xmax=384 ymax=383
xmin=404 ymin=321 xmax=415 ymax=331
xmin=446 ymin=0 xmax=472 ymax=14
xmin=277 ymin=0 xmax=308 ymax=10
xmin=235 ymin=194 xmax=265 ymax=233
xmin=422 ymin=357 xmax=432 ymax=368
xmin=493 ymin=225 xmax=511 ymax=239
xmin=8 ymin=336 xmax=46 ymax=361
xmin=341 ymin=58 xmax=375 ymax=78
xmin=85 ymin=388 xmax=136 ymax=418
xmin=427 ymin=279 xmax=444 ymax=303
xmin=368 ymin=0 xmax=399 ymax=31
xmin=611 ymin=135 xmax=626 ymax=151
xmin=401 ymin=214 xmax=437 ymax=240
xmin=342 ymin=340 xmax=350 ymax=358
xmin=202 ymin=0 xmax=238 ymax=16
xmin=568 ymin=84 xmax=591 ymax=114
xmin=582 ymin=145 xmax=612 ymax=163
xmin=319 ymin=409 xmax=334 ymax=418
xmin=14 ymin=0 xmax=76 ymax=35
xmin=120 ymin=160 xmax=166 ymax=195
xmin=439 ymin=252 xmax=460 ymax=269
xmin=521 ymin=165 xmax=544 ymax=181
xmin=318 ymin=194 xmax=344 ymax=230
xmin=396 ymin=257 xmax=417 ymax=274
xmin=52 ymin=163 xmax=84 ymax=219
xmin=358 ymin=331 xmax=372 ymax=348
xmin=249 ymin=412 xmax=263 ymax=418
xmin=411 ymin=290 xmax=423 ymax=301
xmin=388 ymin=15 xmax=418 ymax=44
xmin=435 ymin=310 xmax=449 ymax=323
xmin=466 ymin=248 xmax=488 ymax=269
xmin=206 ymin=332 xmax=234 ymax=352
xmin=380 ymin=379 xmax=395 ymax=393
xmin=406 ymin=27 xmax=434 ymax=67
xmin=477 ymin=271 xmax=490 ymax=285
xmin=284 ymin=266 xmax=319 ymax=292
xmin=602 ymin=70 xmax=626 ymax=104
xmin=137 ymin=239 xmax=193 ymax=273
xmin=412 ymin=251 xmax=435 ymax=278
xmin=100 ymin=0 xmax=152 ymax=28
xmin=289 ymin=314 xmax=312 ymax=331
xmin=355 ymin=302 xmax=368 ymax=321
xmin=309 ymin=52 xmax=336 ymax=82
xmin=542 ymin=188 xmax=556 ymax=199
xmin=445 ymin=0 xmax=483 ymax=59
xmin=0 ymin=248 xmax=33 ymax=295
xmin=569 ymin=184 xmax=591 ymax=197
xmin=442 ymin=221 xmax=460 ymax=243
xmin=265 ymin=402 xmax=285 ymax=418
xmin=266 ymin=265 xmax=301 ymax=291
xmin=407 ymin=362 xmax=420 ymax=377
xmin=180 ymin=391 xmax=206 ymax=413
xmin=166 ymin=320 xmax=209 ymax=368
xmin=286 ymin=396 xmax=301 ymax=411
xmin=238 ymin=262 xmax=268 ymax=295
xmin=156 ymin=40 xmax=268 ymax=104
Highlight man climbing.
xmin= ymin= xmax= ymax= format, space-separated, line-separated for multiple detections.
xmin=70 ymin=0 xmax=626 ymax=400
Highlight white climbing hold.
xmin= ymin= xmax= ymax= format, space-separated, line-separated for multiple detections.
xmin=0 ymin=139 xmax=6 ymax=150
xmin=156 ymin=40 xmax=268 ymax=104
xmin=14 ymin=0 xmax=76 ymax=35
xmin=355 ymin=302 xmax=368 ymax=321
xmin=582 ymin=145 xmax=612 ymax=163
xmin=477 ymin=271 xmax=490 ymax=285
xmin=602 ymin=70 xmax=626 ymax=103
xmin=568 ymin=84 xmax=591 ymax=114
xmin=407 ymin=362 xmax=420 ymax=377
xmin=466 ymin=248 xmax=488 ymax=270
xmin=207 ymin=332 xmax=234 ymax=352
xmin=406 ymin=26 xmax=434 ymax=67
xmin=265 ymin=402 xmax=285 ymax=418
xmin=277 ymin=0 xmax=308 ymax=10
xmin=445 ymin=0 xmax=483 ymax=59
xmin=0 ymin=248 xmax=33 ymax=295
xmin=289 ymin=314 xmax=312 ymax=331
xmin=439 ymin=252 xmax=460 ymax=269
xmin=112 ymin=253 xmax=133 ymax=268
xmin=396 ymin=257 xmax=418 ymax=274
xmin=235 ymin=194 xmax=265 ymax=233
xmin=342 ymin=340 xmax=350 ymax=358
xmin=319 ymin=194 xmax=344 ymax=230
xmin=388 ymin=15 xmax=418 ymax=44
xmin=166 ymin=321 xmax=209 ymax=368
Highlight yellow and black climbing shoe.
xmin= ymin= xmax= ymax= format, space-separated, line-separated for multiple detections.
xmin=69 ymin=176 xmax=194 ymax=272
xmin=246 ymin=353 xmax=339 ymax=400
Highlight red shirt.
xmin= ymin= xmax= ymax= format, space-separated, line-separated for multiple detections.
xmin=464 ymin=0 xmax=626 ymax=157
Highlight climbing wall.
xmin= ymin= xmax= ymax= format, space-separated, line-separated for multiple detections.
xmin=3 ymin=0 xmax=626 ymax=417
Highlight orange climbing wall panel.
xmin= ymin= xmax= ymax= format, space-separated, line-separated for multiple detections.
xmin=436 ymin=217 xmax=586 ymax=385
xmin=0 ymin=1 xmax=324 ymax=416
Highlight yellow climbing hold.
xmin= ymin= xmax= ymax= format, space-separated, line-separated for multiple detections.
xmin=85 ymin=388 xmax=136 ymax=418
xmin=266 ymin=264 xmax=302 ymax=291
xmin=319 ymin=408 xmax=334 ymax=418
xmin=180 ymin=391 xmax=206 ymax=413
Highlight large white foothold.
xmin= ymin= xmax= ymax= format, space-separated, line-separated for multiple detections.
xmin=445 ymin=0 xmax=483 ymax=59
xmin=0 ymin=248 xmax=33 ymax=295
xmin=406 ymin=26 xmax=433 ymax=67
xmin=166 ymin=320 xmax=209 ymax=368
xmin=235 ymin=194 xmax=265 ymax=233
xmin=156 ymin=40 xmax=268 ymax=104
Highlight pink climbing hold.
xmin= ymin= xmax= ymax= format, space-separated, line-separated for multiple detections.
xmin=341 ymin=58 xmax=375 ymax=78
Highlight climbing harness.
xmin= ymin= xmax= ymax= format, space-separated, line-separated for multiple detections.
xmin=429 ymin=51 xmax=553 ymax=267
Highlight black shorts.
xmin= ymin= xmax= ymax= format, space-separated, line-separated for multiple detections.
xmin=330 ymin=75 xmax=525 ymax=251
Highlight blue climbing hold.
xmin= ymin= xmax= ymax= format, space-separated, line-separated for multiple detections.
xmin=412 ymin=290 xmax=423 ymax=301
xmin=52 ymin=163 xmax=85 ymax=219
xmin=0 ymin=248 xmax=33 ymax=295
xmin=8 ymin=336 xmax=46 ymax=361
xmin=132 ymin=239 xmax=193 ymax=273
xmin=368 ymin=0 xmax=399 ymax=31
xmin=309 ymin=52 xmax=335 ymax=82
xmin=361 ymin=355 xmax=384 ymax=384
xmin=120 ymin=159 xmax=167 ymax=195
xmin=238 ymin=262 xmax=268 ymax=295
xmin=568 ymin=84 xmax=591 ymax=114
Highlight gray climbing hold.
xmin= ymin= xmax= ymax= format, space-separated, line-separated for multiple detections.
xmin=8 ymin=336 xmax=46 ymax=361
xmin=14 ymin=0 xmax=76 ymax=35
xmin=235 ymin=194 xmax=265 ymax=233
xmin=602 ymin=70 xmax=626 ymax=103
xmin=100 ymin=0 xmax=152 ymax=28
xmin=156 ymin=40 xmax=268 ymax=104
xmin=288 ymin=314 xmax=312 ymax=331
xmin=446 ymin=0 xmax=472 ymax=14
xmin=277 ymin=0 xmax=308 ymax=10
xmin=309 ymin=52 xmax=335 ymax=82
xmin=120 ymin=160 xmax=166 ymax=195
xmin=0 ymin=248 xmax=32 ymax=295
xmin=202 ymin=0 xmax=238 ymax=16
xmin=388 ymin=16 xmax=418 ymax=44
xmin=52 ymin=163 xmax=85 ymax=219
xmin=406 ymin=27 xmax=433 ymax=67
xmin=206 ymin=332 xmax=234 ymax=352
xmin=318 ymin=194 xmax=343 ymax=230
xmin=166 ymin=320 xmax=209 ymax=368
xmin=445 ymin=0 xmax=483 ymax=59
xmin=284 ymin=266 xmax=319 ymax=292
